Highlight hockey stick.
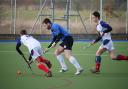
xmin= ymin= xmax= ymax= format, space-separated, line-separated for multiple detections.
xmin=43 ymin=42 xmax=56 ymax=54
xmin=43 ymin=46 xmax=52 ymax=54
xmin=83 ymin=43 xmax=93 ymax=50
xmin=21 ymin=54 xmax=34 ymax=74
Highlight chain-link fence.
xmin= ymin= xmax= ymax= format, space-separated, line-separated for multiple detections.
xmin=0 ymin=0 xmax=128 ymax=35
xmin=0 ymin=0 xmax=11 ymax=34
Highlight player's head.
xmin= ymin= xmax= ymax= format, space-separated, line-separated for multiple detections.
xmin=42 ymin=18 xmax=52 ymax=30
xmin=20 ymin=29 xmax=27 ymax=35
xmin=92 ymin=11 xmax=100 ymax=23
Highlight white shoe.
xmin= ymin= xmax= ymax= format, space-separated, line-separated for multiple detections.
xmin=75 ymin=68 xmax=84 ymax=75
xmin=59 ymin=69 xmax=68 ymax=73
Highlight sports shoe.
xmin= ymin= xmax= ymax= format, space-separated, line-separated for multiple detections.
xmin=45 ymin=60 xmax=52 ymax=69
xmin=127 ymin=56 xmax=128 ymax=60
xmin=45 ymin=71 xmax=52 ymax=77
xmin=75 ymin=68 xmax=84 ymax=75
xmin=90 ymin=68 xmax=100 ymax=74
xmin=59 ymin=69 xmax=68 ymax=73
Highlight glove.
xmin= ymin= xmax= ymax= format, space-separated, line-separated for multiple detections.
xmin=43 ymin=48 xmax=49 ymax=54
xmin=91 ymin=40 xmax=95 ymax=45
xmin=51 ymin=42 xmax=56 ymax=48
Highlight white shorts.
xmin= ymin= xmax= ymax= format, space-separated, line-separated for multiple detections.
xmin=99 ymin=39 xmax=115 ymax=51
xmin=31 ymin=46 xmax=43 ymax=61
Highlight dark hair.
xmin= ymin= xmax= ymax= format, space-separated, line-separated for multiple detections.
xmin=92 ymin=11 xmax=100 ymax=19
xmin=42 ymin=18 xmax=51 ymax=24
xmin=20 ymin=29 xmax=27 ymax=35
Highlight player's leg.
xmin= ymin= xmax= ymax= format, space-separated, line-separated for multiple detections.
xmin=36 ymin=59 xmax=52 ymax=77
xmin=38 ymin=46 xmax=52 ymax=69
xmin=91 ymin=39 xmax=113 ymax=73
xmin=36 ymin=56 xmax=52 ymax=69
xmin=62 ymin=36 xmax=83 ymax=75
xmin=64 ymin=49 xmax=83 ymax=75
xmin=54 ymin=46 xmax=68 ymax=72
xmin=32 ymin=47 xmax=52 ymax=77
xmin=109 ymin=50 xmax=128 ymax=60
xmin=108 ymin=40 xmax=128 ymax=60
xmin=91 ymin=47 xmax=107 ymax=73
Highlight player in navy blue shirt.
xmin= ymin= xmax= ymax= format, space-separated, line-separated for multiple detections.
xmin=90 ymin=11 xmax=128 ymax=73
xmin=42 ymin=18 xmax=83 ymax=75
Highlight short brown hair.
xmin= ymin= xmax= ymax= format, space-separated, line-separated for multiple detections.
xmin=92 ymin=11 xmax=100 ymax=19
xmin=42 ymin=18 xmax=51 ymax=24
xmin=20 ymin=29 xmax=27 ymax=35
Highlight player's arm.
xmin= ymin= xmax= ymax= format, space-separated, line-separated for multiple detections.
xmin=28 ymin=54 xmax=33 ymax=64
xmin=47 ymin=33 xmax=63 ymax=48
xmin=16 ymin=39 xmax=23 ymax=55
xmin=92 ymin=33 xmax=102 ymax=44
xmin=53 ymin=33 xmax=63 ymax=44
xmin=100 ymin=21 xmax=112 ymax=33
xmin=28 ymin=54 xmax=32 ymax=61
xmin=44 ymin=34 xmax=63 ymax=53
xmin=47 ymin=36 xmax=57 ymax=48
xmin=44 ymin=36 xmax=57 ymax=53
xmin=103 ymin=26 xmax=112 ymax=33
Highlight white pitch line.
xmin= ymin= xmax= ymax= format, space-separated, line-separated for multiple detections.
xmin=0 ymin=50 xmax=108 ymax=56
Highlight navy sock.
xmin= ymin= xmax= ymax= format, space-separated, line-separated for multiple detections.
xmin=95 ymin=56 xmax=101 ymax=71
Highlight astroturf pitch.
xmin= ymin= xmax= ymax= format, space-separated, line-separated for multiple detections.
xmin=0 ymin=41 xmax=128 ymax=89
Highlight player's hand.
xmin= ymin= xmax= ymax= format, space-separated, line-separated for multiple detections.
xmin=91 ymin=40 xmax=95 ymax=45
xmin=51 ymin=42 xmax=56 ymax=48
xmin=43 ymin=48 xmax=49 ymax=54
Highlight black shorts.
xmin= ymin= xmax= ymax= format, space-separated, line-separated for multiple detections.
xmin=60 ymin=36 xmax=73 ymax=50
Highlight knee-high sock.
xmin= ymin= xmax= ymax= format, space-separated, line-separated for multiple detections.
xmin=38 ymin=64 xmax=49 ymax=73
xmin=69 ymin=56 xmax=81 ymax=70
xmin=116 ymin=54 xmax=128 ymax=60
xmin=37 ymin=56 xmax=48 ymax=63
xmin=56 ymin=55 xmax=67 ymax=70
xmin=95 ymin=56 xmax=101 ymax=71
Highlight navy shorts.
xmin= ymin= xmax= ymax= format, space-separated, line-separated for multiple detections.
xmin=60 ymin=36 xmax=73 ymax=50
